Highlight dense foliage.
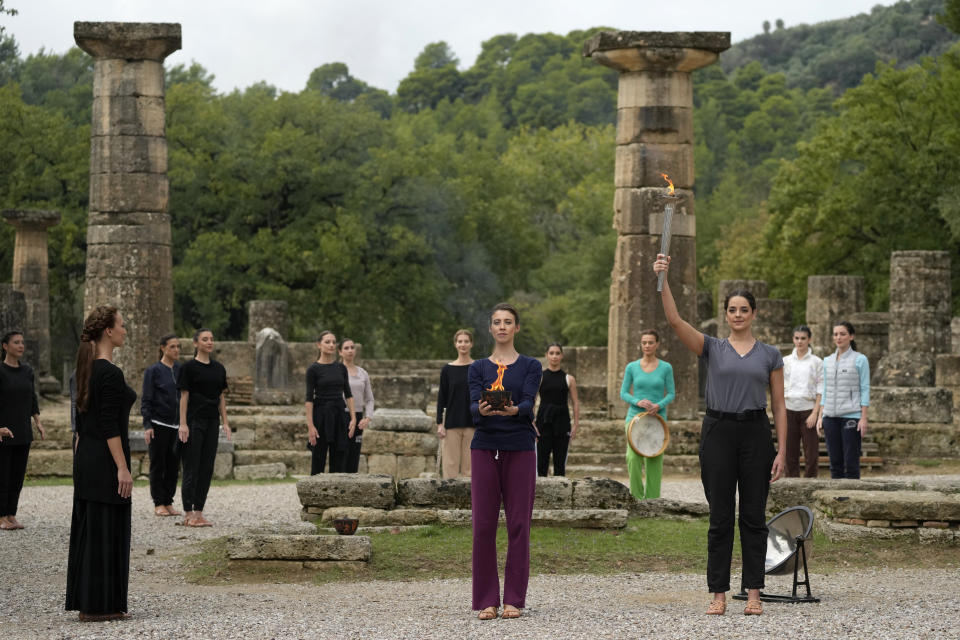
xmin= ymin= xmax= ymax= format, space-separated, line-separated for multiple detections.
xmin=1 ymin=1 xmax=959 ymax=372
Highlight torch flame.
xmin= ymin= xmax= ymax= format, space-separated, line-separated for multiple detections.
xmin=661 ymin=173 xmax=675 ymax=196
xmin=487 ymin=360 xmax=507 ymax=391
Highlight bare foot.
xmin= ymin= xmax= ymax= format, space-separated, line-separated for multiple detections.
xmin=165 ymin=505 xmax=182 ymax=516
xmin=8 ymin=516 xmax=23 ymax=529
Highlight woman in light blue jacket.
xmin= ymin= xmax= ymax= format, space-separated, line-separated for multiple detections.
xmin=816 ymin=321 xmax=869 ymax=479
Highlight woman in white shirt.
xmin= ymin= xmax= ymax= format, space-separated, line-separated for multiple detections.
xmin=782 ymin=325 xmax=823 ymax=478
xmin=339 ymin=338 xmax=374 ymax=473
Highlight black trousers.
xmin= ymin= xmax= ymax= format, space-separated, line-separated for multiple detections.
xmin=822 ymin=416 xmax=861 ymax=479
xmin=536 ymin=426 xmax=570 ymax=477
xmin=344 ymin=412 xmax=363 ymax=473
xmin=148 ymin=426 xmax=180 ymax=507
xmin=180 ymin=418 xmax=219 ymax=512
xmin=699 ymin=414 xmax=774 ymax=593
xmin=310 ymin=404 xmax=347 ymax=474
xmin=0 ymin=444 xmax=30 ymax=516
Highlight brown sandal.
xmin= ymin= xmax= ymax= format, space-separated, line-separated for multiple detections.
xmin=744 ymin=600 xmax=763 ymax=616
xmin=501 ymin=606 xmax=521 ymax=619
xmin=706 ymin=600 xmax=726 ymax=615
xmin=477 ymin=607 xmax=498 ymax=620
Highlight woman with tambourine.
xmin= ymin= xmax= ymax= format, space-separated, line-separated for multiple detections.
xmin=620 ymin=329 xmax=674 ymax=500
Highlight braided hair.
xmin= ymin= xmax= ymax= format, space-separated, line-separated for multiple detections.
xmin=75 ymin=306 xmax=119 ymax=413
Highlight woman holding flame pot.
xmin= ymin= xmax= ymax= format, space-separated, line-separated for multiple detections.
xmin=653 ymin=254 xmax=786 ymax=617
xmin=468 ymin=302 xmax=542 ymax=621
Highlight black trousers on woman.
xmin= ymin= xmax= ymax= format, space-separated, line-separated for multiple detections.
xmin=536 ymin=425 xmax=570 ymax=477
xmin=0 ymin=444 xmax=30 ymax=516
xmin=65 ymin=498 xmax=131 ymax=614
xmin=310 ymin=403 xmax=347 ymax=474
xmin=344 ymin=411 xmax=363 ymax=473
xmin=148 ymin=426 xmax=180 ymax=507
xmin=699 ymin=412 xmax=775 ymax=593
xmin=180 ymin=418 xmax=219 ymax=512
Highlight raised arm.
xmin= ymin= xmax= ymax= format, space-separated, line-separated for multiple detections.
xmin=653 ymin=254 xmax=704 ymax=356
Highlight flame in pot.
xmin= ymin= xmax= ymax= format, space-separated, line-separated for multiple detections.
xmin=487 ymin=360 xmax=507 ymax=391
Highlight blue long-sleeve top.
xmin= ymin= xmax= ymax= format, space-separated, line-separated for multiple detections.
xmin=469 ymin=355 xmax=542 ymax=451
xmin=620 ymin=359 xmax=675 ymax=422
xmin=141 ymin=360 xmax=181 ymax=429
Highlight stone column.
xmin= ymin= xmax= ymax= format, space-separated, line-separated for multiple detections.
xmin=248 ymin=300 xmax=290 ymax=342
xmin=2 ymin=209 xmax=60 ymax=386
xmin=0 ymin=285 xmax=27 ymax=338
xmin=875 ymin=251 xmax=951 ymax=386
xmin=585 ymin=31 xmax=730 ymax=420
xmin=805 ymin=275 xmax=864 ymax=356
xmin=74 ymin=22 xmax=181 ymax=393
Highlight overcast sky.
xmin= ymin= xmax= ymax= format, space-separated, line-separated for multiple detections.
xmin=4 ymin=0 xmax=900 ymax=94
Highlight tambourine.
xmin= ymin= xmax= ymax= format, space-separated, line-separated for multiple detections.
xmin=627 ymin=411 xmax=670 ymax=458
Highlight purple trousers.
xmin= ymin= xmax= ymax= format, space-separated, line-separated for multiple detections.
xmin=471 ymin=448 xmax=536 ymax=610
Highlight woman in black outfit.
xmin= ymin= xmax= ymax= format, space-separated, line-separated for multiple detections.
xmin=535 ymin=343 xmax=579 ymax=477
xmin=178 ymin=328 xmax=231 ymax=527
xmin=306 ymin=331 xmax=356 ymax=474
xmin=141 ymin=333 xmax=182 ymax=517
xmin=65 ymin=306 xmax=136 ymax=622
xmin=436 ymin=329 xmax=475 ymax=478
xmin=0 ymin=330 xmax=45 ymax=530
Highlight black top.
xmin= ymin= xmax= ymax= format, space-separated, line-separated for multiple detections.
xmin=177 ymin=358 xmax=228 ymax=424
xmin=75 ymin=359 xmax=137 ymax=505
xmin=141 ymin=360 xmax=181 ymax=429
xmin=305 ymin=362 xmax=352 ymax=407
xmin=0 ymin=361 xmax=39 ymax=446
xmin=437 ymin=363 xmax=472 ymax=429
xmin=536 ymin=368 xmax=571 ymax=432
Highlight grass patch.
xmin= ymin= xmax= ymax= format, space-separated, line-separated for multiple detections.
xmin=184 ymin=517 xmax=960 ymax=586
xmin=914 ymin=459 xmax=943 ymax=468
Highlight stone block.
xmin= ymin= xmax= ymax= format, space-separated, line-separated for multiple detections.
xmin=26 ymin=450 xmax=73 ymax=476
xmin=368 ymin=408 xmax=434 ymax=433
xmin=616 ymin=106 xmax=692 ymax=144
xmin=616 ymin=71 xmax=693 ymax=108
xmin=227 ymin=534 xmax=370 ymax=562
xmin=805 ymin=275 xmax=865 ymax=355
xmin=614 ymin=143 xmax=693 ymax=189
xmin=874 ymin=352 xmax=936 ymax=387
xmin=296 ymin=473 xmax=396 ymax=509
xmin=213 ymin=451 xmax=233 ymax=480
xmin=248 ymin=300 xmax=289 ymax=341
xmin=890 ymin=520 xmax=919 ymax=527
xmin=90 ymin=135 xmax=167 ymax=173
xmin=835 ymin=518 xmax=867 ymax=526
xmin=613 ymin=187 xmax=694 ymax=235
xmin=233 ymin=450 xmax=311 ymax=475
xmin=870 ymin=387 xmax=952 ymax=424
xmin=767 ymin=478 xmax=915 ymax=515
xmin=918 ymin=527 xmax=957 ymax=545
xmin=754 ymin=298 xmax=793 ymax=347
xmin=232 ymin=428 xmax=256 ymax=450
xmin=362 ymin=430 xmax=437 ymax=456
xmin=923 ymin=521 xmax=950 ymax=528
xmin=397 ymin=478 xmax=472 ymax=508
xmin=814 ymin=489 xmax=960 ymax=522
xmin=233 ymin=462 xmax=286 ymax=481
xmin=129 ymin=456 xmax=142 ymax=478
xmin=92 ymin=59 xmax=165 ymax=97
xmin=75 ymin=22 xmax=182 ymax=62
xmin=365 ymin=454 xmax=397 ymax=477
xmin=370 ymin=374 xmax=430 ymax=411
xmin=935 ymin=355 xmax=960 ymax=388
xmin=88 ymin=172 xmax=168 ymax=212
xmin=251 ymin=416 xmax=305 ymax=451
xmin=954 ymin=318 xmax=960 ymax=355
xmin=869 ymin=422 xmax=959 ymax=458
xmin=91 ymin=95 xmax=166 ymax=137
xmin=817 ymin=519 xmax=915 ymax=543
xmin=86 ymin=222 xmax=171 ymax=245
xmin=245 ymin=520 xmax=317 ymax=536
xmin=848 ymin=311 xmax=890 ymax=370
xmin=321 ymin=506 xmax=439 ymax=527
xmin=571 ymin=477 xmax=634 ymax=509
xmin=630 ymin=498 xmax=710 ymax=519
xmin=532 ymin=509 xmax=628 ymax=529
xmin=535 ymin=476 xmax=574 ymax=509
xmin=395 ymin=455 xmax=428 ymax=479
xmin=565 ymin=346 xmax=608 ymax=388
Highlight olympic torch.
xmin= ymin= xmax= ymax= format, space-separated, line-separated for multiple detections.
xmin=657 ymin=173 xmax=676 ymax=292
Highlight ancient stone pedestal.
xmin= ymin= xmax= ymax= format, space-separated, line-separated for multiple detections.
xmin=2 ymin=209 xmax=60 ymax=390
xmin=74 ymin=22 xmax=181 ymax=397
xmin=805 ymin=275 xmax=865 ymax=355
xmin=254 ymin=327 xmax=289 ymax=391
xmin=585 ymin=31 xmax=730 ymax=419
xmin=248 ymin=299 xmax=289 ymax=342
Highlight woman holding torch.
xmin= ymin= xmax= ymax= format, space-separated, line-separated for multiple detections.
xmin=653 ymin=255 xmax=786 ymax=616
xmin=468 ymin=303 xmax=542 ymax=621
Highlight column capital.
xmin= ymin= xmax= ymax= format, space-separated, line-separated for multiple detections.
xmin=2 ymin=209 xmax=61 ymax=230
xmin=74 ymin=22 xmax=182 ymax=62
xmin=584 ymin=31 xmax=730 ymax=73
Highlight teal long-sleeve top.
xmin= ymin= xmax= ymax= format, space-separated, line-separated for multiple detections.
xmin=620 ymin=359 xmax=675 ymax=422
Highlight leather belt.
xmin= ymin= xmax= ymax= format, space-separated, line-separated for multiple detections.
xmin=705 ymin=408 xmax=767 ymax=421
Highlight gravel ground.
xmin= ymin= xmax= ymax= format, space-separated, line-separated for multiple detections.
xmin=3 ymin=478 xmax=959 ymax=639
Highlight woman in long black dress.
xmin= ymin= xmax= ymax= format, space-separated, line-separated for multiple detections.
xmin=535 ymin=343 xmax=579 ymax=477
xmin=306 ymin=331 xmax=356 ymax=473
xmin=0 ymin=330 xmax=45 ymax=530
xmin=66 ymin=306 xmax=136 ymax=622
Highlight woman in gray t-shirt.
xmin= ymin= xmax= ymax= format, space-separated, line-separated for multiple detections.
xmin=654 ymin=254 xmax=787 ymax=617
